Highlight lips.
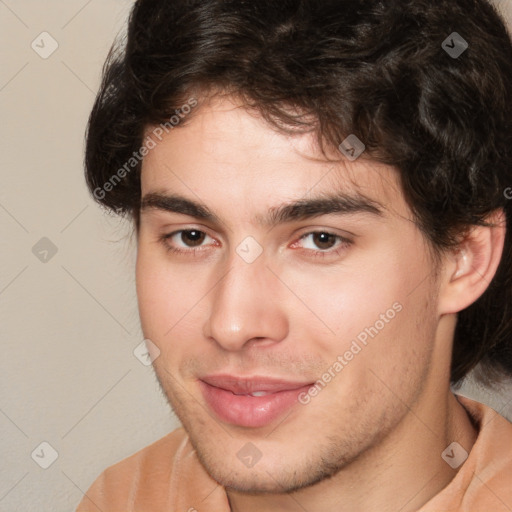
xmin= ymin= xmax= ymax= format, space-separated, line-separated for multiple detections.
xmin=201 ymin=375 xmax=312 ymax=394
xmin=199 ymin=374 xmax=314 ymax=428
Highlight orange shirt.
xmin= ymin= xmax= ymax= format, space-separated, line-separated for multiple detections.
xmin=76 ymin=396 xmax=512 ymax=512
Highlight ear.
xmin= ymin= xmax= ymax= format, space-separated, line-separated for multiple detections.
xmin=437 ymin=209 xmax=507 ymax=315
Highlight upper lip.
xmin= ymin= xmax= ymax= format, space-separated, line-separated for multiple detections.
xmin=201 ymin=374 xmax=314 ymax=394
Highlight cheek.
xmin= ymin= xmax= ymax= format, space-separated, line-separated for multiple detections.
xmin=136 ymin=250 xmax=164 ymax=333
xmin=280 ymin=251 xmax=413 ymax=347
xmin=135 ymin=244 xmax=217 ymax=367
xmin=136 ymin=246 xmax=193 ymax=336
xmin=281 ymin=238 xmax=437 ymax=382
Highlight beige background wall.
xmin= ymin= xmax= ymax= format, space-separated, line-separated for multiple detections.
xmin=1 ymin=1 xmax=511 ymax=511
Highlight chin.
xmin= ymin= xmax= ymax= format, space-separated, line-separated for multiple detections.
xmin=209 ymin=466 xmax=313 ymax=494
xmin=193 ymin=444 xmax=344 ymax=495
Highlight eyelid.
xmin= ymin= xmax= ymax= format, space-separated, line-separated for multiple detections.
xmin=168 ymin=229 xmax=214 ymax=247
xmin=161 ymin=228 xmax=219 ymax=250
xmin=158 ymin=227 xmax=353 ymax=258
xmin=291 ymin=231 xmax=352 ymax=251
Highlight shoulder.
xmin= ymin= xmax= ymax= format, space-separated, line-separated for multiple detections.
xmin=421 ymin=395 xmax=512 ymax=512
xmin=76 ymin=427 xmax=190 ymax=512
xmin=459 ymin=396 xmax=512 ymax=510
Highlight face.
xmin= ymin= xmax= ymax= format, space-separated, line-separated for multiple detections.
xmin=136 ymin=96 xmax=443 ymax=494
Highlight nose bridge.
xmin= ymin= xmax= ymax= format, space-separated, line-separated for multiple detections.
xmin=204 ymin=248 xmax=288 ymax=350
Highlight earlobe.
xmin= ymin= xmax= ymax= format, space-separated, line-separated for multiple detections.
xmin=438 ymin=209 xmax=506 ymax=315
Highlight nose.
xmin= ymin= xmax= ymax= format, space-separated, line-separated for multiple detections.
xmin=203 ymin=251 xmax=289 ymax=352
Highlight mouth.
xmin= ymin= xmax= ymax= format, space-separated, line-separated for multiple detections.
xmin=199 ymin=374 xmax=315 ymax=428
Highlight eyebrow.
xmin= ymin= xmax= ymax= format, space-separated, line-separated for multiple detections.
xmin=140 ymin=191 xmax=384 ymax=226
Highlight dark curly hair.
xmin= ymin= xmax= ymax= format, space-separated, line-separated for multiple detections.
xmin=85 ymin=0 xmax=512 ymax=385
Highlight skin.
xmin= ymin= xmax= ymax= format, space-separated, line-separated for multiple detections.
xmin=135 ymin=95 xmax=505 ymax=512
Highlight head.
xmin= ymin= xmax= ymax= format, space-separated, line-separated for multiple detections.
xmin=86 ymin=0 xmax=512 ymax=495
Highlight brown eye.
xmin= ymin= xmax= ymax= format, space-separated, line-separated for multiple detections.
xmin=312 ymin=232 xmax=337 ymax=250
xmin=181 ymin=230 xmax=206 ymax=247
xmin=292 ymin=231 xmax=352 ymax=256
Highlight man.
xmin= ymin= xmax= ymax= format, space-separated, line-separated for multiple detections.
xmin=77 ymin=0 xmax=512 ymax=510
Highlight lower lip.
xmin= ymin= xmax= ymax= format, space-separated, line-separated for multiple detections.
xmin=199 ymin=381 xmax=313 ymax=428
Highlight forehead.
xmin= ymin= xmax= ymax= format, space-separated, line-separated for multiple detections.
xmin=141 ymin=96 xmax=410 ymax=222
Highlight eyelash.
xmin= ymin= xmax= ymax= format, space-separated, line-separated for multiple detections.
xmin=159 ymin=229 xmax=352 ymax=259
xmin=159 ymin=230 xmax=215 ymax=257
